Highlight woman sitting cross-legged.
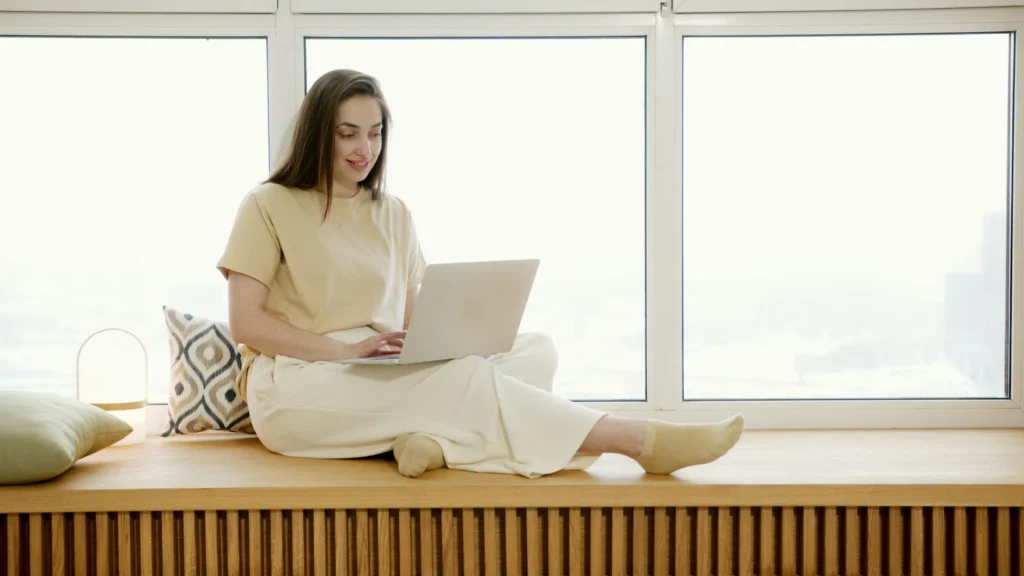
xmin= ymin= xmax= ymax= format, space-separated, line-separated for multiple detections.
xmin=218 ymin=68 xmax=745 ymax=478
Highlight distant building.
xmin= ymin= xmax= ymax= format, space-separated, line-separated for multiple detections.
xmin=944 ymin=211 xmax=1008 ymax=397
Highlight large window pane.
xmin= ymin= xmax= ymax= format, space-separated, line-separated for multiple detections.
xmin=682 ymin=33 xmax=1012 ymax=400
xmin=306 ymin=38 xmax=647 ymax=400
xmin=0 ymin=37 xmax=269 ymax=402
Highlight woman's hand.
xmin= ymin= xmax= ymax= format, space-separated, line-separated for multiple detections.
xmin=338 ymin=331 xmax=407 ymax=360
xmin=229 ymin=271 xmax=408 ymax=364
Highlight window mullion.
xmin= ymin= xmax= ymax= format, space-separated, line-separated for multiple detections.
xmin=268 ymin=0 xmax=299 ymax=169
xmin=1010 ymin=23 xmax=1024 ymax=412
xmin=649 ymin=5 xmax=684 ymax=410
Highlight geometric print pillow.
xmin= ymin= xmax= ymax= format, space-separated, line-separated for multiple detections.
xmin=161 ymin=306 xmax=255 ymax=436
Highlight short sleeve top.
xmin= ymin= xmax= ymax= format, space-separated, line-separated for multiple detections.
xmin=216 ymin=183 xmax=426 ymax=398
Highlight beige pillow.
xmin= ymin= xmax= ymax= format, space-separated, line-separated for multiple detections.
xmin=0 ymin=391 xmax=132 ymax=485
xmin=162 ymin=306 xmax=255 ymax=435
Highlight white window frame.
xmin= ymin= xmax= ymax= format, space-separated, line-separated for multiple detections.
xmin=291 ymin=0 xmax=662 ymax=14
xmin=0 ymin=11 xmax=290 ymax=163
xmin=665 ymin=6 xmax=1024 ymax=429
xmin=2 ymin=1 xmax=1022 ymax=431
xmin=673 ymin=0 xmax=1024 ymax=12
xmin=294 ymin=12 xmax=665 ymax=417
xmin=0 ymin=0 xmax=276 ymax=13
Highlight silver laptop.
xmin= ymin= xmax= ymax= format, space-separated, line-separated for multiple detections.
xmin=340 ymin=259 xmax=540 ymax=365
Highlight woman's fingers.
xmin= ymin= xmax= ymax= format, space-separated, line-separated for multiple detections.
xmin=357 ymin=331 xmax=407 ymax=358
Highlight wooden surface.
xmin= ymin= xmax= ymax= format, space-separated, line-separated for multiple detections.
xmin=2 ymin=429 xmax=1024 ymax=513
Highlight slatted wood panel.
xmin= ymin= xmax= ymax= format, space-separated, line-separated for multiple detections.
xmin=2 ymin=507 xmax=1023 ymax=575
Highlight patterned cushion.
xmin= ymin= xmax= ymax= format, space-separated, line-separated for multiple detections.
xmin=161 ymin=306 xmax=255 ymax=436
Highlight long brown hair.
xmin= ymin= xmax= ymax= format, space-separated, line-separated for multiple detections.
xmin=268 ymin=69 xmax=392 ymax=220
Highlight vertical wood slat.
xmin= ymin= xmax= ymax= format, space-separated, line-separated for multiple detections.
xmin=420 ymin=508 xmax=436 ymax=576
xmin=249 ymin=510 xmax=264 ymax=576
xmin=997 ymin=507 xmax=1010 ymax=576
xmin=1019 ymin=506 xmax=1024 ymax=576
xmin=780 ymin=507 xmax=796 ymax=576
xmin=182 ymin=511 xmax=197 ymax=576
xmin=611 ymin=508 xmax=626 ymax=576
xmin=569 ymin=509 xmax=585 ymax=576
xmin=889 ymin=507 xmax=903 ymax=576
xmin=525 ymin=508 xmax=541 ymax=576
xmin=823 ymin=507 xmax=839 ymax=576
xmin=6 ymin=515 xmax=18 ymax=576
xmin=270 ymin=510 xmax=284 ymax=576
xmin=290 ymin=510 xmax=306 ymax=576
xmin=802 ymin=507 xmax=816 ymax=576
xmin=97 ymin=512 xmax=110 ymax=576
xmin=910 ymin=508 xmax=925 ymax=576
xmin=954 ymin=507 xmax=968 ymax=576
xmin=760 ymin=507 xmax=775 ymax=576
xmin=738 ymin=507 xmax=754 ymax=576
xmin=81 ymin=512 xmax=95 ymax=576
xmin=633 ymin=507 xmax=648 ymax=576
xmin=717 ymin=507 xmax=732 ymax=576
xmin=845 ymin=507 xmax=861 ymax=576
xmin=52 ymin=513 xmax=66 ymax=576
xmin=378 ymin=509 xmax=393 ymax=576
xmin=226 ymin=511 xmax=240 ymax=576
xmin=866 ymin=507 xmax=882 ymax=576
xmin=505 ymin=509 xmax=521 ymax=576
xmin=140 ymin=513 xmax=153 ymax=576
xmin=610 ymin=506 xmax=626 ymax=573
xmin=438 ymin=509 xmax=454 ymax=576
xmin=590 ymin=508 xmax=604 ymax=576
xmin=696 ymin=507 xmax=711 ymax=576
xmin=206 ymin=511 xmax=219 ymax=576
xmin=356 ymin=509 xmax=370 ymax=576
xmin=653 ymin=508 xmax=670 ymax=576
xmin=161 ymin=511 xmax=176 ymax=576
xmin=482 ymin=508 xmax=497 ymax=576
xmin=676 ymin=508 xmax=692 ymax=576
xmin=117 ymin=512 xmax=131 ymax=576
xmin=975 ymin=507 xmax=989 ymax=576
xmin=397 ymin=509 xmax=412 ymax=576
xmin=334 ymin=510 xmax=348 ymax=576
xmin=460 ymin=509 xmax=477 ymax=576
xmin=932 ymin=506 xmax=946 ymax=576
xmin=548 ymin=508 xmax=563 ymax=576
xmin=29 ymin=514 xmax=43 ymax=576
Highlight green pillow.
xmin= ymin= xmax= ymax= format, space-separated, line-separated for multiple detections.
xmin=0 ymin=391 xmax=133 ymax=485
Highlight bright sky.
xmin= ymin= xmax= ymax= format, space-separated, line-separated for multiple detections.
xmin=0 ymin=32 xmax=1012 ymax=402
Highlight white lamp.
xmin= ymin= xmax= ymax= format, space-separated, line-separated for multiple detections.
xmin=76 ymin=328 xmax=148 ymax=446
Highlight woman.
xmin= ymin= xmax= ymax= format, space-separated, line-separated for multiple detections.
xmin=218 ymin=69 xmax=744 ymax=478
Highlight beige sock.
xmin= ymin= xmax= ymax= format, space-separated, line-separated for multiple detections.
xmin=393 ymin=433 xmax=446 ymax=478
xmin=635 ymin=415 xmax=745 ymax=474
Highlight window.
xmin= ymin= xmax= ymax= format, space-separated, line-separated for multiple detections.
xmin=673 ymin=0 xmax=1024 ymax=12
xmin=0 ymin=0 xmax=275 ymax=13
xmin=305 ymin=37 xmax=648 ymax=401
xmin=0 ymin=36 xmax=269 ymax=403
xmin=293 ymin=0 xmax=661 ymax=13
xmin=4 ymin=2 xmax=1022 ymax=429
xmin=681 ymin=33 xmax=1013 ymax=400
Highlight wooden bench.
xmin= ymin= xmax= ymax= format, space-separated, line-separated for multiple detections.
xmin=2 ymin=429 xmax=1023 ymax=575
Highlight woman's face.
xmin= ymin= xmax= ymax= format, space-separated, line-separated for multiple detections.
xmin=333 ymin=95 xmax=383 ymax=191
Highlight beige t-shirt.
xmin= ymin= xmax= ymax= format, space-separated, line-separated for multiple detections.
xmin=217 ymin=182 xmax=426 ymax=399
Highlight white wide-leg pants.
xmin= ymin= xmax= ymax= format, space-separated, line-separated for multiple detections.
xmin=245 ymin=330 xmax=604 ymax=478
